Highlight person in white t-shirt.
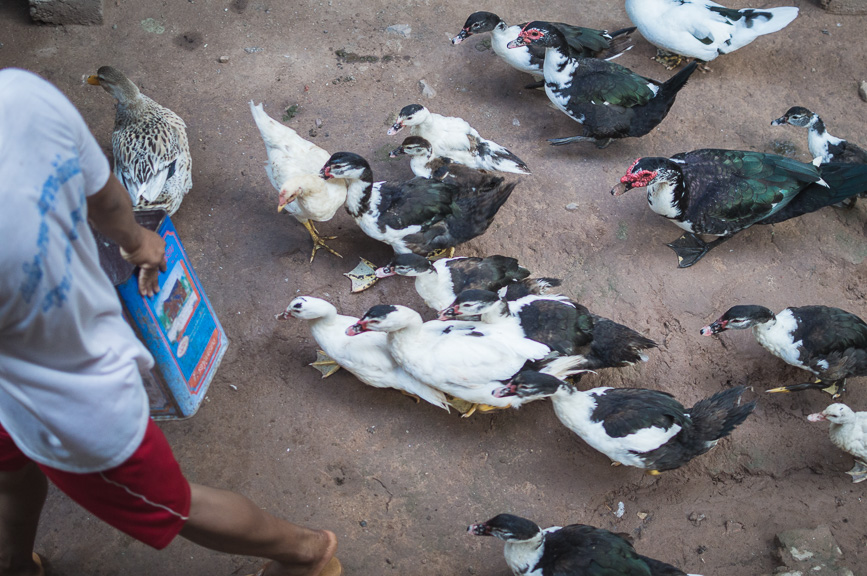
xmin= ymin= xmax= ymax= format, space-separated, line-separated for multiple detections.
xmin=0 ymin=69 xmax=341 ymax=576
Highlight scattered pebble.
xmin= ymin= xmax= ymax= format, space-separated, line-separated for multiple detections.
xmin=614 ymin=501 xmax=625 ymax=518
xmin=229 ymin=384 xmax=238 ymax=390
xmin=218 ymin=55 xmax=230 ymax=63
xmin=859 ymin=80 xmax=867 ymax=103
xmin=112 ymin=24 xmax=117 ymax=30
xmin=565 ymin=203 xmax=579 ymax=211
xmin=386 ymin=24 xmax=411 ymax=38
xmin=637 ymin=512 xmax=648 ymax=520
xmin=419 ymin=79 xmax=437 ymax=99
xmin=512 ymin=118 xmax=520 ymax=126
xmin=245 ymin=46 xmax=264 ymax=54
xmin=140 ymin=18 xmax=165 ymax=34
xmin=315 ymin=118 xmax=323 ymax=128
xmin=359 ymin=520 xmax=367 ymax=527
xmin=688 ymin=512 xmax=706 ymax=526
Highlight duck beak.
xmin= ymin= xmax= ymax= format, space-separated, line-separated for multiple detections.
xmin=320 ymin=166 xmax=333 ymax=180
xmin=388 ymin=146 xmax=404 ymax=158
xmin=374 ymin=266 xmax=396 ymax=278
xmin=274 ymin=310 xmax=292 ymax=321
xmin=346 ymin=322 xmax=367 ymax=336
xmin=492 ymin=383 xmax=518 ymax=398
xmin=467 ymin=523 xmax=491 ymax=536
xmin=610 ymin=181 xmax=631 ymax=196
xmin=506 ymin=37 xmax=525 ymax=49
xmin=438 ymin=306 xmax=458 ymax=321
xmin=700 ymin=320 xmax=727 ymax=335
xmin=86 ymin=74 xmax=101 ymax=86
xmin=386 ymin=121 xmax=404 ymax=136
xmin=452 ymin=29 xmax=470 ymax=45
xmin=807 ymin=412 xmax=828 ymax=422
xmin=770 ymin=116 xmax=787 ymax=126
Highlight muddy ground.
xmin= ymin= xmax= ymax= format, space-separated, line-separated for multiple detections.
xmin=2 ymin=0 xmax=867 ymax=574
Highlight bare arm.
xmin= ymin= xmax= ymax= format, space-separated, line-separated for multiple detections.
xmin=87 ymin=174 xmax=167 ymax=297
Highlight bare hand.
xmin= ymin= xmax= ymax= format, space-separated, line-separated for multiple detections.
xmin=120 ymin=228 xmax=167 ymax=297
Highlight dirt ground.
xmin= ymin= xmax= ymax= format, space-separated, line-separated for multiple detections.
xmin=2 ymin=0 xmax=867 ymax=574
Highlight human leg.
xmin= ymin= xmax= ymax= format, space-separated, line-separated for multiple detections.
xmin=180 ymin=483 xmax=338 ymax=576
xmin=0 ymin=462 xmax=47 ymax=576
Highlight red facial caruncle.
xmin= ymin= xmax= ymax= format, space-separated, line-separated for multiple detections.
xmin=620 ymin=158 xmax=656 ymax=188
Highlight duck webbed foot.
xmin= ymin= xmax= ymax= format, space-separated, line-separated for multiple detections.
xmin=666 ymin=233 xmax=730 ymax=268
xmin=524 ymin=79 xmax=545 ymax=90
xmin=847 ymin=460 xmax=867 ymax=483
xmin=344 ymin=257 xmax=380 ymax=293
xmin=652 ymin=48 xmax=689 ymax=70
xmin=767 ymin=379 xmax=844 ymax=396
xmin=303 ymin=220 xmax=342 ymax=263
xmin=400 ymin=390 xmax=422 ymax=404
xmin=426 ymin=247 xmax=455 ymax=260
xmin=310 ymin=350 xmax=341 ymax=378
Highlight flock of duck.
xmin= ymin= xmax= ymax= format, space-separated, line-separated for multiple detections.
xmin=83 ymin=1 xmax=867 ymax=573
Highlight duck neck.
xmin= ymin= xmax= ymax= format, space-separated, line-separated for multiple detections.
xmin=542 ymin=43 xmax=574 ymax=81
xmin=503 ymin=532 xmax=545 ymax=575
xmin=343 ymin=168 xmax=374 ymax=218
xmin=481 ymin=300 xmax=511 ymax=324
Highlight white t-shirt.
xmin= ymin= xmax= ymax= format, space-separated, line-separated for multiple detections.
xmin=0 ymin=69 xmax=152 ymax=473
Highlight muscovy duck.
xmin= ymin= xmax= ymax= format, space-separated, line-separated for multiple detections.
xmin=469 ymin=513 xmax=703 ymax=575
xmin=321 ymin=152 xmax=514 ymax=257
xmin=386 ymin=104 xmax=531 ymax=174
xmin=346 ymin=305 xmax=587 ymax=416
xmin=625 ymin=0 xmax=798 ymax=69
xmin=389 ymin=136 xmax=492 ymax=184
xmin=808 ymin=403 xmax=867 ymax=483
xmin=441 ymin=290 xmax=657 ymax=373
xmin=507 ymin=22 xmax=697 ymax=148
xmin=250 ymin=101 xmax=347 ymax=261
xmin=495 ymin=371 xmax=755 ymax=473
xmin=451 ymin=12 xmax=635 ymax=88
xmin=611 ymin=150 xmax=867 ymax=267
xmin=772 ymin=107 xmax=867 ymax=165
xmin=701 ymin=305 xmax=867 ymax=397
xmin=373 ymin=252 xmax=531 ymax=311
xmin=87 ymin=66 xmax=191 ymax=216
xmin=276 ymin=296 xmax=450 ymax=411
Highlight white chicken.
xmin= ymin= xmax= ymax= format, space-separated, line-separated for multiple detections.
xmin=249 ymin=101 xmax=347 ymax=261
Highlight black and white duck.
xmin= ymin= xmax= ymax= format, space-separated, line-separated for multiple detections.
xmin=346 ymin=305 xmax=587 ymax=416
xmin=611 ymin=150 xmax=867 ymax=267
xmin=625 ymin=0 xmax=798 ymax=69
xmin=441 ymin=290 xmax=657 ymax=373
xmin=495 ymin=371 xmax=755 ymax=473
xmin=387 ymin=104 xmax=530 ymax=174
xmin=373 ymin=252 xmax=531 ymax=311
xmin=389 ymin=136 xmax=491 ymax=184
xmin=250 ymin=101 xmax=347 ymax=261
xmin=451 ymin=12 xmax=635 ymax=88
xmin=469 ymin=513 xmax=702 ymax=576
xmin=87 ymin=66 xmax=192 ymax=215
xmin=773 ymin=107 xmax=867 ymax=165
xmin=808 ymin=403 xmax=867 ymax=483
xmin=507 ymin=22 xmax=698 ymax=148
xmin=277 ymin=296 xmax=450 ymax=411
xmin=701 ymin=305 xmax=867 ymax=397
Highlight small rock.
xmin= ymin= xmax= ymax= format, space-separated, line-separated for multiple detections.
xmin=725 ymin=520 xmax=744 ymax=533
xmin=637 ymin=512 xmax=648 ymax=520
xmin=774 ymin=526 xmax=855 ymax=575
xmin=244 ymin=46 xmax=264 ymax=54
xmin=859 ymin=80 xmax=867 ymax=103
xmin=386 ymin=24 xmax=411 ymax=38
xmin=359 ymin=520 xmax=367 ymax=527
xmin=315 ymin=118 xmax=323 ymax=128
xmin=688 ymin=512 xmax=706 ymax=526
xmin=512 ymin=118 xmax=520 ymax=126
xmin=419 ymin=79 xmax=437 ymax=99
xmin=565 ymin=203 xmax=579 ymax=211
xmin=112 ymin=24 xmax=117 ymax=30
xmin=218 ymin=55 xmax=229 ymax=63
xmin=614 ymin=501 xmax=625 ymax=518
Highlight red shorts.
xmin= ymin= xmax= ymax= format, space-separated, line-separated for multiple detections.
xmin=0 ymin=419 xmax=191 ymax=550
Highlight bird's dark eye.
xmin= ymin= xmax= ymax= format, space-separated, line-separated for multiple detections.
xmin=526 ymin=29 xmax=543 ymax=39
xmin=293 ymin=303 xmax=303 ymax=309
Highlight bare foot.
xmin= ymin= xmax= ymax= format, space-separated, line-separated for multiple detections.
xmin=262 ymin=529 xmax=339 ymax=576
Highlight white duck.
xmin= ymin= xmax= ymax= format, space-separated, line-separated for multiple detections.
xmin=625 ymin=0 xmax=798 ymax=69
xmin=808 ymin=403 xmax=867 ymax=483
xmin=277 ymin=296 xmax=450 ymax=411
xmin=346 ymin=305 xmax=585 ymax=415
xmin=87 ymin=66 xmax=192 ymax=216
xmin=387 ymin=104 xmax=530 ymax=175
xmin=250 ymin=101 xmax=348 ymax=262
